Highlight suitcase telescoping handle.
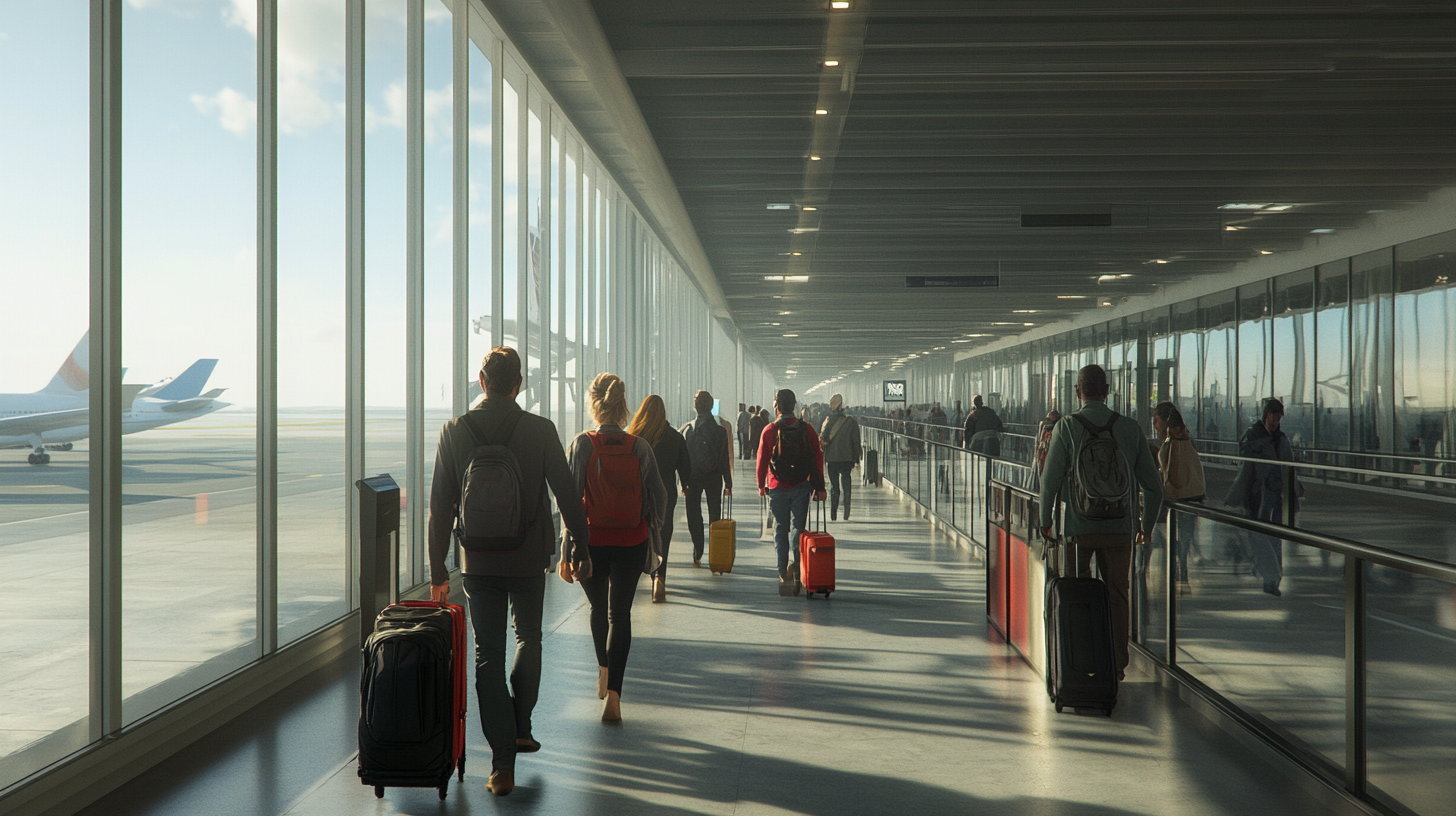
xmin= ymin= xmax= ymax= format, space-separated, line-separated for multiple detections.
xmin=813 ymin=495 xmax=825 ymax=532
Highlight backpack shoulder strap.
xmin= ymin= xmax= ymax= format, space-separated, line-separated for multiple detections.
xmin=1072 ymin=413 xmax=1101 ymax=436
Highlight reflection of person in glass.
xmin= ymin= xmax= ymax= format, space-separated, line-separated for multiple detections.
xmin=1224 ymin=398 xmax=1297 ymax=597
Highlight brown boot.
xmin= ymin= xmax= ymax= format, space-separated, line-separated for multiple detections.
xmin=652 ymin=576 xmax=666 ymax=603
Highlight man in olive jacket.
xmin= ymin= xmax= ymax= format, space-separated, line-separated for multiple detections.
xmin=427 ymin=346 xmax=589 ymax=796
xmin=1037 ymin=364 xmax=1162 ymax=678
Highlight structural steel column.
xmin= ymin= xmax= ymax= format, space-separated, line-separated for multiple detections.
xmin=452 ymin=0 xmax=469 ymax=417
xmin=406 ymin=0 xmax=426 ymax=586
xmin=89 ymin=0 xmax=124 ymax=741
xmin=256 ymin=0 xmax=279 ymax=655
xmin=345 ymin=0 xmax=365 ymax=609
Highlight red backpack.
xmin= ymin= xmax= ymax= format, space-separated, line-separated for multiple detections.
xmin=583 ymin=431 xmax=643 ymax=528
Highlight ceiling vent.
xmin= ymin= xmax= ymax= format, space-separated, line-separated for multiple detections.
xmin=905 ymin=276 xmax=999 ymax=289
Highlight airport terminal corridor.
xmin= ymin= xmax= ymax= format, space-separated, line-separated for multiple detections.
xmin=76 ymin=461 xmax=1349 ymax=816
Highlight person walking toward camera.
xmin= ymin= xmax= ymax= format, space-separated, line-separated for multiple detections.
xmin=561 ymin=373 xmax=668 ymax=722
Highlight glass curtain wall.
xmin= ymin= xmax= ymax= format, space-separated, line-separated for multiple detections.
xmin=1394 ymin=232 xmax=1456 ymax=464
xmin=0 ymin=0 xmax=91 ymax=784
xmin=1315 ymin=260 xmax=1352 ymax=450
xmin=0 ymin=0 xmax=748 ymax=797
xmin=121 ymin=0 xmax=258 ymax=725
xmin=1351 ymin=249 xmax=1395 ymax=454
xmin=1273 ymin=269 xmax=1316 ymax=447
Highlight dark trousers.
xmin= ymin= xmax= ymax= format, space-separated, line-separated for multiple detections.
xmin=1248 ymin=492 xmax=1285 ymax=590
xmin=462 ymin=572 xmax=546 ymax=772
xmin=579 ymin=541 xmax=648 ymax=694
xmin=739 ymin=430 xmax=751 ymax=458
xmin=827 ymin=461 xmax=854 ymax=513
xmin=1072 ymin=534 xmax=1133 ymax=672
xmin=653 ymin=493 xmax=679 ymax=579
xmin=685 ymin=475 xmax=724 ymax=561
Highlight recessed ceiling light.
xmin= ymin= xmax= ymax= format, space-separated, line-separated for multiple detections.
xmin=952 ymin=339 xmax=972 ymax=343
xmin=933 ymin=347 xmax=946 ymax=351
xmin=1056 ymin=295 xmax=1089 ymax=300
xmin=779 ymin=311 xmax=792 ymax=315
xmin=1264 ymin=204 xmax=1294 ymax=212
xmin=1311 ymin=228 xmax=1336 ymax=234
xmin=763 ymin=275 xmax=785 ymax=281
xmin=766 ymin=203 xmax=791 ymax=210
xmin=991 ymin=322 xmax=1018 ymax=326
xmin=809 ymin=155 xmax=822 ymax=161
xmin=1153 ymin=259 xmax=1169 ymax=264
xmin=1023 ymin=322 xmax=1035 ymax=326
xmin=823 ymin=60 xmax=839 ymax=67
xmin=1012 ymin=309 xmax=1039 ymax=313
xmin=791 ymin=252 xmax=802 ymax=256
xmin=964 ymin=333 xmax=988 ymax=337
xmin=784 ymin=275 xmax=810 ymax=282
xmin=1259 ymin=250 xmax=1274 ymax=255
xmin=802 ymin=206 xmax=817 ymax=211
xmin=1224 ymin=225 xmax=1243 ymax=231
xmin=788 ymin=227 xmax=819 ymax=234
xmin=783 ymin=333 xmax=799 ymax=338
xmin=786 ymin=370 xmax=797 ymax=374
xmin=1119 ymin=273 xmax=1133 ymax=278
xmin=1219 ymin=203 xmax=1269 ymax=211
xmin=831 ymin=1 xmax=850 ymax=8
xmin=815 ymin=109 xmax=828 ymax=115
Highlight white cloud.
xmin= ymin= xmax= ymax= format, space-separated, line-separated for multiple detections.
xmin=469 ymin=124 xmax=491 ymax=147
xmin=191 ymin=87 xmax=257 ymax=135
xmin=365 ymin=79 xmax=407 ymax=132
xmin=425 ymin=84 xmax=452 ymax=144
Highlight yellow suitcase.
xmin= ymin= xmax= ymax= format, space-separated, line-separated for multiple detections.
xmin=708 ymin=495 xmax=736 ymax=574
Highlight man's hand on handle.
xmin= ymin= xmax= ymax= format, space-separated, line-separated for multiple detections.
xmin=813 ymin=489 xmax=827 ymax=502
xmin=430 ymin=581 xmax=450 ymax=604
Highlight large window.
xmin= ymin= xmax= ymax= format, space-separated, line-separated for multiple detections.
xmin=1394 ymin=230 xmax=1456 ymax=463
xmin=1199 ymin=291 xmax=1237 ymax=443
xmin=0 ymin=0 xmax=91 ymax=785
xmin=277 ymin=0 xmax=348 ymax=643
xmin=1351 ymin=249 xmax=1395 ymax=453
xmin=1315 ymin=260 xmax=1352 ymax=450
xmin=121 ymin=0 xmax=258 ymax=724
xmin=1273 ymin=269 xmax=1316 ymax=447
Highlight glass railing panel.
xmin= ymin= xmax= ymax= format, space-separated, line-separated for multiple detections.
xmin=1175 ymin=523 xmax=1347 ymax=770
xmin=1365 ymin=569 xmax=1456 ymax=816
xmin=1136 ymin=512 xmax=1171 ymax=658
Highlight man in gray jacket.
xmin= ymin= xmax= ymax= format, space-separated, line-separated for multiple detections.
xmin=428 ymin=346 xmax=589 ymax=796
xmin=1037 ymin=364 xmax=1162 ymax=679
xmin=681 ymin=390 xmax=733 ymax=566
xmin=819 ymin=394 xmax=862 ymax=520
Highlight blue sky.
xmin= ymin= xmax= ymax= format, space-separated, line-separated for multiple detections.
xmin=0 ymin=0 xmax=466 ymax=408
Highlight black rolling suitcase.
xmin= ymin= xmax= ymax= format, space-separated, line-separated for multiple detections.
xmin=358 ymin=602 xmax=467 ymax=800
xmin=863 ymin=449 xmax=880 ymax=486
xmin=1045 ymin=538 xmax=1118 ymax=715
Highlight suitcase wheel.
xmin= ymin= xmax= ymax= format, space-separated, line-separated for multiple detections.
xmin=438 ymin=781 xmax=449 ymax=800
xmin=374 ymin=786 xmax=384 ymax=799
xmin=458 ymin=757 xmax=466 ymax=782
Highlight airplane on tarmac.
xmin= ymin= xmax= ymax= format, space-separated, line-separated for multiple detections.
xmin=0 ymin=334 xmax=231 ymax=464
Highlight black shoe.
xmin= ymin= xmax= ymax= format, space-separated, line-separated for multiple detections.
xmin=515 ymin=737 xmax=541 ymax=753
xmin=1116 ymin=669 xmax=1125 ymax=683
xmin=1263 ymin=582 xmax=1282 ymax=597
xmin=843 ymin=506 xmax=850 ymax=520
xmin=830 ymin=506 xmax=837 ymax=521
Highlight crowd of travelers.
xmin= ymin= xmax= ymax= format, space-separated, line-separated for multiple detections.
xmin=425 ymin=348 xmax=1310 ymax=795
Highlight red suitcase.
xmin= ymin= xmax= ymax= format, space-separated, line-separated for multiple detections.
xmin=398 ymin=600 xmax=468 ymax=783
xmin=799 ymin=502 xmax=836 ymax=598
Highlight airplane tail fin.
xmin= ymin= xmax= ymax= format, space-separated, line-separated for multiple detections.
xmin=149 ymin=359 xmax=218 ymax=401
xmin=40 ymin=333 xmax=90 ymax=394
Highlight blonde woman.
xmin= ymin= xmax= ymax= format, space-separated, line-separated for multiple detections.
xmin=1154 ymin=402 xmax=1205 ymax=595
xmin=561 ymin=374 xmax=668 ymax=721
xmin=628 ymin=395 xmax=691 ymax=603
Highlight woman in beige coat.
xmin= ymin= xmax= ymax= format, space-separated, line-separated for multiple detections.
xmin=1153 ymin=402 xmax=1204 ymax=594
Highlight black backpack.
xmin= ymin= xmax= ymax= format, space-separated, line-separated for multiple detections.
xmin=684 ymin=420 xmax=720 ymax=479
xmin=769 ymin=419 xmax=813 ymax=484
xmin=1069 ymin=412 xmax=1131 ymax=520
xmin=454 ymin=411 xmax=539 ymax=552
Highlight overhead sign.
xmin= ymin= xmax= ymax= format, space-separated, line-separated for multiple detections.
xmin=883 ymin=380 xmax=907 ymax=403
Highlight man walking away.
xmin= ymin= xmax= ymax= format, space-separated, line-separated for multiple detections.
xmin=682 ymin=390 xmax=733 ymax=567
xmin=950 ymin=400 xmax=964 ymax=437
xmin=1037 ymin=364 xmax=1162 ymax=681
xmin=427 ymin=346 xmax=590 ymax=797
xmin=820 ymin=394 xmax=861 ymax=520
xmin=736 ymin=403 xmax=752 ymax=459
xmin=963 ymin=395 xmax=1004 ymax=457
xmin=758 ymin=388 xmax=827 ymax=595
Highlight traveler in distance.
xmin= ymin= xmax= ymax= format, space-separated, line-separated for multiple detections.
xmin=626 ymin=393 xmax=690 ymax=603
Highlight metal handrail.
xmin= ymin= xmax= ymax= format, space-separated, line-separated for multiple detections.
xmin=1198 ymin=438 xmax=1456 ymax=467
xmin=863 ymin=425 xmax=1034 ymax=473
xmin=1199 ymin=451 xmax=1456 ymax=488
xmin=858 ymin=415 xmax=1038 ymax=443
xmin=1165 ymin=498 xmax=1456 ymax=584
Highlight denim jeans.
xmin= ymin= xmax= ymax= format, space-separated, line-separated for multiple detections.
xmin=1248 ymin=491 xmax=1284 ymax=590
xmin=768 ymin=481 xmax=813 ymax=578
xmin=462 ymin=572 xmax=546 ymax=772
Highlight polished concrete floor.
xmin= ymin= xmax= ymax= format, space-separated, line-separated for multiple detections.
xmin=78 ymin=459 xmax=1362 ymax=816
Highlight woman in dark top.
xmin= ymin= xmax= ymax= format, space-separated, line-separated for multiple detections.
xmin=628 ymin=394 xmax=690 ymax=603
xmin=749 ymin=407 xmax=769 ymax=458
